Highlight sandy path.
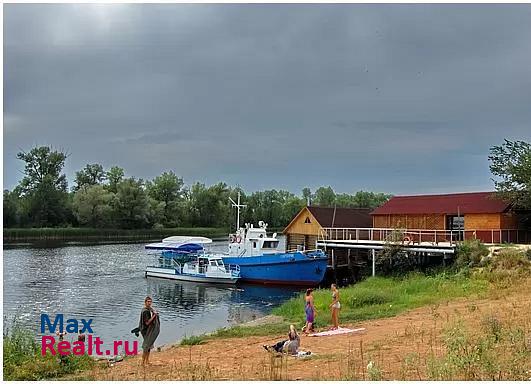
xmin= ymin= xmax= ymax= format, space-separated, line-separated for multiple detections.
xmin=89 ymin=278 xmax=531 ymax=380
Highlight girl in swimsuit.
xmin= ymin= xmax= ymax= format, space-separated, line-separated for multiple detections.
xmin=329 ymin=284 xmax=340 ymax=330
xmin=302 ymin=288 xmax=316 ymax=334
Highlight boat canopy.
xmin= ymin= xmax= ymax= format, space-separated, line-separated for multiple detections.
xmin=161 ymin=236 xmax=213 ymax=244
xmin=145 ymin=236 xmax=212 ymax=251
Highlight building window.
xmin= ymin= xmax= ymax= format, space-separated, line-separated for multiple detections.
xmin=304 ymin=217 xmax=311 ymax=224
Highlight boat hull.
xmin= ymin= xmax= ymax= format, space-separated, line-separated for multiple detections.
xmin=145 ymin=267 xmax=239 ymax=284
xmin=221 ymin=252 xmax=327 ymax=286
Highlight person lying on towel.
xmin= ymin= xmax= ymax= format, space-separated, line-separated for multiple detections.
xmin=263 ymin=325 xmax=300 ymax=355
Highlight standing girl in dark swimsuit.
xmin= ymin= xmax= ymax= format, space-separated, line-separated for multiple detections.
xmin=302 ymin=288 xmax=316 ymax=334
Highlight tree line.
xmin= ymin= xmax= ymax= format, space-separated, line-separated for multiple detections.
xmin=3 ymin=146 xmax=392 ymax=230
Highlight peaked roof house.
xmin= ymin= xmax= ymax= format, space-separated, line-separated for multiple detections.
xmin=371 ymin=191 xmax=528 ymax=243
xmin=283 ymin=206 xmax=372 ymax=251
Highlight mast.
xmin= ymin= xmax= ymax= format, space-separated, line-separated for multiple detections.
xmin=229 ymin=191 xmax=247 ymax=230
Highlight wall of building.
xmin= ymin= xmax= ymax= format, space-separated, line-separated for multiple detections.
xmin=286 ymin=234 xmax=318 ymax=252
xmin=500 ymin=212 xmax=519 ymax=229
xmin=464 ymin=213 xmax=501 ymax=230
xmin=284 ymin=208 xmax=323 ymax=236
xmin=373 ymin=214 xmax=445 ymax=229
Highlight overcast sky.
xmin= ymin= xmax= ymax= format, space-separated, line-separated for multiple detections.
xmin=4 ymin=4 xmax=531 ymax=195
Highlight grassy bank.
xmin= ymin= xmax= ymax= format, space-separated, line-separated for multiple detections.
xmin=271 ymin=271 xmax=489 ymax=328
xmin=3 ymin=323 xmax=94 ymax=380
xmin=3 ymin=227 xmax=229 ymax=243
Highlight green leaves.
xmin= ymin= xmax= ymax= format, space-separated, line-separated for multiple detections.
xmin=72 ymin=185 xmax=113 ymax=227
xmin=16 ymin=146 xmax=68 ymax=194
xmin=73 ymin=164 xmax=106 ymax=191
xmin=15 ymin=146 xmax=70 ymax=227
xmin=489 ymin=139 xmax=531 ymax=209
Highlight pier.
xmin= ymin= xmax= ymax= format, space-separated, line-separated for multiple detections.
xmin=317 ymin=226 xmax=531 ymax=279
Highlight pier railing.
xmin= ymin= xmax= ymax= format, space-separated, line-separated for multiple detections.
xmin=320 ymin=227 xmax=531 ymax=245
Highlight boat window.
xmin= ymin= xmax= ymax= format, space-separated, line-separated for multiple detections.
xmin=216 ymin=260 xmax=224 ymax=266
xmin=210 ymin=261 xmax=216 ymax=266
xmin=253 ymin=242 xmax=257 ymax=248
xmin=263 ymin=241 xmax=279 ymax=249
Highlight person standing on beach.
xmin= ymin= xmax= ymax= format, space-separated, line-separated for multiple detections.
xmin=329 ymin=284 xmax=341 ymax=330
xmin=139 ymin=296 xmax=160 ymax=366
xmin=302 ymin=288 xmax=316 ymax=334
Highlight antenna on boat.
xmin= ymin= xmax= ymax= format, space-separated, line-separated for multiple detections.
xmin=229 ymin=191 xmax=247 ymax=230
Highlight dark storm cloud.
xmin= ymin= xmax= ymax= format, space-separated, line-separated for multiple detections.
xmin=4 ymin=4 xmax=531 ymax=194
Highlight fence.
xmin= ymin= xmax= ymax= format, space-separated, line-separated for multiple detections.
xmin=320 ymin=227 xmax=531 ymax=245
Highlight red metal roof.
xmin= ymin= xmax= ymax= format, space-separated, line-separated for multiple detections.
xmin=371 ymin=192 xmax=511 ymax=215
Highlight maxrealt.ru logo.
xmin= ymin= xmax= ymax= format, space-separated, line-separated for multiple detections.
xmin=40 ymin=314 xmax=138 ymax=356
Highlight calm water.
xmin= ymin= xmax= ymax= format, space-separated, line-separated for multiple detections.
xmin=3 ymin=237 xmax=301 ymax=349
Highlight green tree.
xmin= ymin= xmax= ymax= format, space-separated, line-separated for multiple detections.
xmin=112 ymin=178 xmax=149 ymax=229
xmin=352 ymin=191 xmax=392 ymax=209
xmin=279 ymin=193 xmax=305 ymax=226
xmin=72 ymin=185 xmax=114 ymax=227
xmin=188 ymin=182 xmax=230 ymax=227
xmin=73 ymin=164 xmax=106 ymax=191
xmin=106 ymin=166 xmax=125 ymax=194
xmin=3 ymin=189 xmax=20 ymax=227
xmin=302 ymin=187 xmax=312 ymax=205
xmin=16 ymin=146 xmax=70 ymax=227
xmin=17 ymin=146 xmax=68 ymax=193
xmin=146 ymin=171 xmax=185 ymax=227
xmin=243 ymin=189 xmax=303 ymax=228
xmin=146 ymin=197 xmax=166 ymax=229
xmin=313 ymin=186 xmax=336 ymax=207
xmin=489 ymin=139 xmax=531 ymax=209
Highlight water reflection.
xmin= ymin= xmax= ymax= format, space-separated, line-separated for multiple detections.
xmin=3 ymin=239 xmax=300 ymax=347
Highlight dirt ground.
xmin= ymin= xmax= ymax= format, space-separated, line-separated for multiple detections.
xmin=89 ymin=278 xmax=531 ymax=380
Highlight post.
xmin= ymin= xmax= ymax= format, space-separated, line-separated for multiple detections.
xmin=371 ymin=249 xmax=376 ymax=277
xmin=332 ymin=249 xmax=337 ymax=283
xmin=229 ymin=192 xmax=247 ymax=231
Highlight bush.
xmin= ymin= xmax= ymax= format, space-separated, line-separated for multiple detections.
xmin=456 ymin=239 xmax=489 ymax=268
xmin=376 ymin=246 xmax=417 ymax=275
xmin=489 ymin=249 xmax=531 ymax=271
xmin=3 ymin=321 xmax=94 ymax=380
xmin=180 ymin=335 xmax=205 ymax=346
xmin=427 ymin=318 xmax=530 ymax=380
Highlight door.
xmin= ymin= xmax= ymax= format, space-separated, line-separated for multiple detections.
xmin=446 ymin=215 xmax=464 ymax=241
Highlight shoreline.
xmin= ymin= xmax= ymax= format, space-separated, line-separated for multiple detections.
xmin=3 ymin=227 xmax=230 ymax=244
xmin=83 ymin=275 xmax=531 ymax=380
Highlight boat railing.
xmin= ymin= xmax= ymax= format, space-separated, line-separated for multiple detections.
xmin=225 ymin=264 xmax=241 ymax=276
xmin=286 ymin=247 xmax=322 ymax=254
xmin=171 ymin=259 xmax=182 ymax=273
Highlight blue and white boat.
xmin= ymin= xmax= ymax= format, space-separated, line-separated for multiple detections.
xmin=221 ymin=221 xmax=327 ymax=286
xmin=219 ymin=193 xmax=328 ymax=286
xmin=145 ymin=237 xmax=240 ymax=284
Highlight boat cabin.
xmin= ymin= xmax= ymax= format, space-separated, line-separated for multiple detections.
xmin=228 ymin=221 xmax=280 ymax=256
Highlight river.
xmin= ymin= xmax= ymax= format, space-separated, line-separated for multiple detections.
xmin=3 ymin=237 xmax=301 ymax=350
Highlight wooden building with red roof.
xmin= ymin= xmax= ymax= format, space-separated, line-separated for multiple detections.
xmin=371 ymin=192 xmax=527 ymax=243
